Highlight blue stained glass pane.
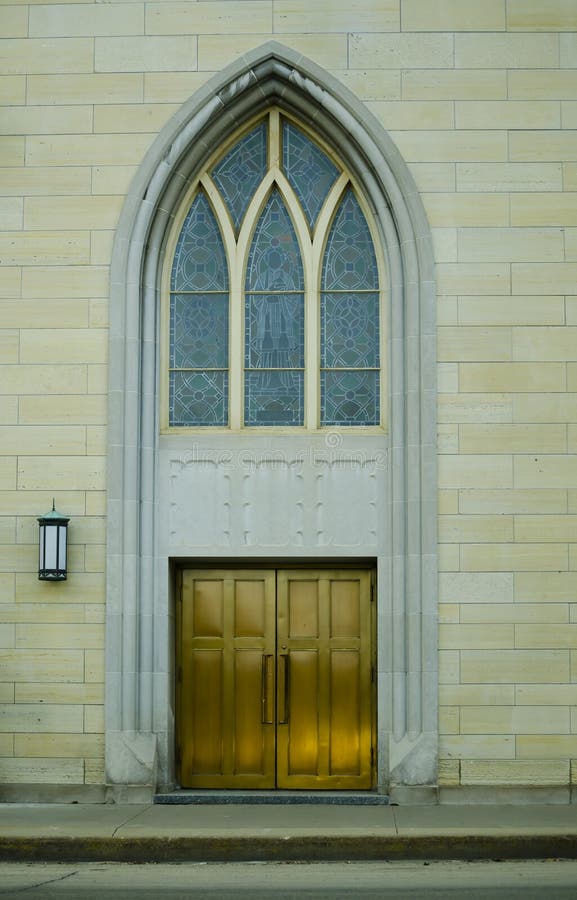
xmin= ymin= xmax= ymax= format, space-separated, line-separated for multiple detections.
xmin=171 ymin=192 xmax=228 ymax=291
xmin=321 ymin=371 xmax=380 ymax=426
xmin=321 ymin=292 xmax=379 ymax=368
xmin=322 ymin=190 xmax=378 ymax=290
xmin=245 ymin=294 xmax=304 ymax=369
xmin=170 ymin=371 xmax=228 ymax=426
xmin=170 ymin=294 xmax=228 ymax=369
xmin=211 ymin=123 xmax=267 ymax=232
xmin=245 ymin=371 xmax=304 ymax=426
xmin=246 ymin=190 xmax=304 ymax=291
xmin=282 ymin=121 xmax=339 ymax=230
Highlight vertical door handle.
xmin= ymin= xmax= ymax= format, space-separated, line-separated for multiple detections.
xmin=261 ymin=654 xmax=274 ymax=725
xmin=278 ymin=653 xmax=290 ymax=724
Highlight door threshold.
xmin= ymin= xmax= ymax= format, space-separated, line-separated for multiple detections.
xmin=154 ymin=790 xmax=389 ymax=806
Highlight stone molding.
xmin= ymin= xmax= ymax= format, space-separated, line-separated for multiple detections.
xmin=106 ymin=42 xmax=437 ymax=794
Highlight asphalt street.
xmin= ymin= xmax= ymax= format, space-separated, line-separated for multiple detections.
xmin=1 ymin=860 xmax=576 ymax=899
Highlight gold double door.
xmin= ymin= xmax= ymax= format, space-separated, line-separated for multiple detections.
xmin=177 ymin=568 xmax=375 ymax=790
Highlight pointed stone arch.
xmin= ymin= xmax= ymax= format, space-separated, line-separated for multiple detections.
xmin=106 ymin=42 xmax=437 ymax=800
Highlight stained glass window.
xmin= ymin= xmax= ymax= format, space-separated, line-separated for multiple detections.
xmin=211 ymin=123 xmax=267 ymax=233
xmin=282 ymin=121 xmax=338 ymax=229
xmin=167 ymin=113 xmax=381 ymax=430
xmin=322 ymin=189 xmax=379 ymax=291
xmin=321 ymin=292 xmax=379 ymax=369
xmin=169 ymin=191 xmax=229 ymax=426
xmin=245 ymin=190 xmax=305 ymax=426
xmin=170 ymin=371 xmax=228 ymax=427
xmin=171 ymin=192 xmax=228 ymax=292
xmin=321 ymin=190 xmax=379 ymax=426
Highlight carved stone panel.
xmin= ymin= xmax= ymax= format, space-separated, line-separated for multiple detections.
xmin=160 ymin=435 xmax=387 ymax=555
xmin=169 ymin=453 xmax=231 ymax=548
xmin=315 ymin=457 xmax=380 ymax=547
xmin=240 ymin=455 xmax=305 ymax=547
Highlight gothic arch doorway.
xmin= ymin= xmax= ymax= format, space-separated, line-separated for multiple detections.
xmin=106 ymin=42 xmax=437 ymax=800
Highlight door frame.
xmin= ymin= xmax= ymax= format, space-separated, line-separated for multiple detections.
xmin=175 ymin=562 xmax=377 ymax=791
xmin=105 ymin=42 xmax=438 ymax=799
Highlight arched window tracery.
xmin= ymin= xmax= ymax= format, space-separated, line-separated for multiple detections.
xmin=167 ymin=110 xmax=382 ymax=429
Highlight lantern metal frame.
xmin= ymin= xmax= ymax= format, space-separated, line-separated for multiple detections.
xmin=38 ymin=501 xmax=69 ymax=581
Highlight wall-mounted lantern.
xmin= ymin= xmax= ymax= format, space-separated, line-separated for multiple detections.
xmin=38 ymin=501 xmax=69 ymax=581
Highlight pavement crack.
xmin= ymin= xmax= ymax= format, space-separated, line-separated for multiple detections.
xmin=0 ymin=868 xmax=79 ymax=895
xmin=391 ymin=806 xmax=400 ymax=836
xmin=111 ymin=804 xmax=152 ymax=838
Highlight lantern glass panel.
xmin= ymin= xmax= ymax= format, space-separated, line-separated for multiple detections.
xmin=58 ymin=525 xmax=67 ymax=570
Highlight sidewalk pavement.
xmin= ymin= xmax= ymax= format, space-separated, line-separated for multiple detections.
xmin=1 ymin=802 xmax=576 ymax=863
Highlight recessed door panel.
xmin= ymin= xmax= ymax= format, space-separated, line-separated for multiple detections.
xmin=330 ymin=650 xmax=361 ymax=775
xmin=234 ymin=649 xmax=267 ymax=774
xmin=189 ymin=649 xmax=223 ymax=775
xmin=192 ymin=579 xmax=224 ymax=636
xmin=178 ymin=567 xmax=374 ymax=790
xmin=286 ymin=649 xmax=319 ymax=776
xmin=234 ymin=578 xmax=266 ymax=637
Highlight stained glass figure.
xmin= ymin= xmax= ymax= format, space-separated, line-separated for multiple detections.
xmin=246 ymin=190 xmax=304 ymax=291
xmin=245 ymin=189 xmax=305 ymax=425
xmin=282 ymin=121 xmax=338 ymax=230
xmin=171 ymin=192 xmax=228 ymax=291
xmin=246 ymin=294 xmax=304 ymax=370
xmin=322 ymin=189 xmax=378 ymax=291
xmin=245 ymin=372 xmax=304 ymax=426
xmin=169 ymin=191 xmax=229 ymax=426
xmin=211 ymin=122 xmax=267 ymax=233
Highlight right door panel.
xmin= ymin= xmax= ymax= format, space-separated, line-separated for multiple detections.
xmin=276 ymin=569 xmax=373 ymax=789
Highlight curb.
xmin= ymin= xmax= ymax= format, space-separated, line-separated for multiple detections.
xmin=1 ymin=834 xmax=576 ymax=863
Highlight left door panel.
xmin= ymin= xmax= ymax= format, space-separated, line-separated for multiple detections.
xmin=178 ymin=570 xmax=277 ymax=788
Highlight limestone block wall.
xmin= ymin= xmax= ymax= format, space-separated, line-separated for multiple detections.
xmin=0 ymin=0 xmax=576 ymax=798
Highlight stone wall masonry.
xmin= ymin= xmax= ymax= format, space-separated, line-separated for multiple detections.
xmin=0 ymin=0 xmax=576 ymax=801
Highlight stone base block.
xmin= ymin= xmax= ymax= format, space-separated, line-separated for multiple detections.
xmin=389 ymin=784 xmax=439 ymax=805
xmin=440 ymin=785 xmax=573 ymax=805
xmin=0 ymin=784 xmax=106 ymax=804
xmin=105 ymin=731 xmax=157 ymax=788
xmin=105 ymin=784 xmax=155 ymax=804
